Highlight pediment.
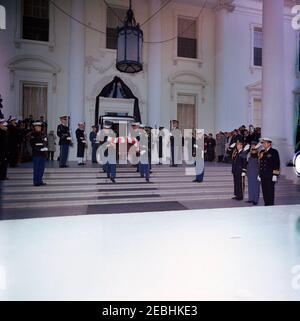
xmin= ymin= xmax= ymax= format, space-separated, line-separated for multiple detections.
xmin=169 ymin=71 xmax=207 ymax=87
xmin=6 ymin=55 xmax=61 ymax=74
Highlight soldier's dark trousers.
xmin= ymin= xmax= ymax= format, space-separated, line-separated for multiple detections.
xmin=261 ymin=176 xmax=275 ymax=206
xmin=33 ymin=156 xmax=45 ymax=186
xmin=59 ymin=145 xmax=69 ymax=166
xmin=107 ymin=163 xmax=116 ymax=179
xmin=233 ymin=173 xmax=243 ymax=199
xmin=0 ymin=159 xmax=8 ymax=180
xmin=140 ymin=164 xmax=150 ymax=179
xmin=92 ymin=144 xmax=98 ymax=163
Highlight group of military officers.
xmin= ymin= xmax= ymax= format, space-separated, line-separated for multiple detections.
xmin=231 ymin=138 xmax=280 ymax=206
xmin=0 ymin=114 xmax=281 ymax=206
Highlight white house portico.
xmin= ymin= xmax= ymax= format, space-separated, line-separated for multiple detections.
xmin=0 ymin=0 xmax=299 ymax=162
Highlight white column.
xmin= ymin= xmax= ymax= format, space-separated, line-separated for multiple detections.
xmin=68 ymin=0 xmax=85 ymax=134
xmin=147 ymin=0 xmax=162 ymax=128
xmin=214 ymin=6 xmax=234 ymax=132
xmin=262 ymin=0 xmax=288 ymax=161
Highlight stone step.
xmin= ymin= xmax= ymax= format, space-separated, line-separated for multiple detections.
xmin=1 ymin=190 xmax=298 ymax=209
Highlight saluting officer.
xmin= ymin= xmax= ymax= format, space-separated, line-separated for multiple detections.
xmin=246 ymin=141 xmax=261 ymax=206
xmin=30 ymin=122 xmax=48 ymax=186
xmin=57 ymin=116 xmax=72 ymax=168
xmin=258 ymin=137 xmax=280 ymax=206
xmin=231 ymin=141 xmax=247 ymax=201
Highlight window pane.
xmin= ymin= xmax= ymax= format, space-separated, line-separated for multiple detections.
xmin=22 ymin=0 xmax=49 ymax=42
xmin=178 ymin=37 xmax=197 ymax=59
xmin=177 ymin=18 xmax=197 ymax=58
xmin=178 ymin=18 xmax=196 ymax=39
xmin=253 ymin=27 xmax=262 ymax=67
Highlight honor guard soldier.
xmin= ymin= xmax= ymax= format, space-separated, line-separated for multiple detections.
xmin=0 ymin=119 xmax=9 ymax=181
xmin=75 ymin=122 xmax=87 ymax=166
xmin=138 ymin=124 xmax=150 ymax=183
xmin=193 ymin=130 xmax=205 ymax=183
xmin=57 ymin=116 xmax=72 ymax=168
xmin=258 ymin=137 xmax=280 ymax=206
xmin=89 ymin=126 xmax=98 ymax=163
xmin=231 ymin=141 xmax=247 ymax=201
xmin=130 ymin=122 xmax=140 ymax=172
xmin=30 ymin=122 xmax=48 ymax=186
xmin=97 ymin=121 xmax=117 ymax=183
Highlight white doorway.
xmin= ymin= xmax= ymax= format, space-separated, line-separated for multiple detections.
xmin=177 ymin=94 xmax=196 ymax=131
xmin=22 ymin=82 xmax=48 ymax=120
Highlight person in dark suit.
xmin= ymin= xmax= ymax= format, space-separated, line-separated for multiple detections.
xmin=7 ymin=117 xmax=22 ymax=167
xmin=207 ymin=133 xmax=216 ymax=162
xmin=0 ymin=119 xmax=9 ymax=181
xmin=30 ymin=122 xmax=48 ymax=186
xmin=75 ymin=122 xmax=87 ymax=166
xmin=258 ymin=137 xmax=280 ymax=206
xmin=89 ymin=126 xmax=98 ymax=163
xmin=57 ymin=116 xmax=72 ymax=168
xmin=231 ymin=141 xmax=247 ymax=201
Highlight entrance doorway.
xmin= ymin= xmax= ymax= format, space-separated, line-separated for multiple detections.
xmin=22 ymin=82 xmax=48 ymax=120
xmin=177 ymin=94 xmax=196 ymax=131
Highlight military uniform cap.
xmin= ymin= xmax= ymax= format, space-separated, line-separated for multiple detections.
xmin=33 ymin=122 xmax=43 ymax=127
xmin=261 ymin=137 xmax=272 ymax=143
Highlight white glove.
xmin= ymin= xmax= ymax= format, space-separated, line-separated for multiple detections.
xmin=242 ymin=172 xmax=246 ymax=177
xmin=41 ymin=147 xmax=48 ymax=152
xmin=272 ymin=175 xmax=278 ymax=183
xmin=67 ymin=137 xmax=72 ymax=141
xmin=244 ymin=144 xmax=250 ymax=152
xmin=193 ymin=144 xmax=199 ymax=149
xmin=257 ymin=175 xmax=261 ymax=182
xmin=230 ymin=143 xmax=236 ymax=148
xmin=82 ymin=140 xmax=87 ymax=144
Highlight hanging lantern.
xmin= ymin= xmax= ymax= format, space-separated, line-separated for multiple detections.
xmin=116 ymin=0 xmax=143 ymax=73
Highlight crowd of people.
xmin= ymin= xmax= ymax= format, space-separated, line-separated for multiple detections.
xmin=0 ymin=113 xmax=280 ymax=206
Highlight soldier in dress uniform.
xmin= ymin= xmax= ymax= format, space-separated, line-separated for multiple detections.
xmin=170 ymin=120 xmax=180 ymax=167
xmin=231 ymin=141 xmax=247 ymax=201
xmin=130 ymin=122 xmax=141 ymax=172
xmin=258 ymin=137 xmax=280 ymax=206
xmin=193 ymin=129 xmax=205 ymax=183
xmin=138 ymin=124 xmax=150 ymax=183
xmin=57 ymin=116 xmax=72 ymax=168
xmin=30 ymin=122 xmax=48 ymax=186
xmin=97 ymin=121 xmax=117 ymax=183
xmin=0 ymin=119 xmax=9 ymax=181
xmin=89 ymin=126 xmax=98 ymax=163
xmin=245 ymin=141 xmax=261 ymax=205
xmin=75 ymin=122 xmax=87 ymax=166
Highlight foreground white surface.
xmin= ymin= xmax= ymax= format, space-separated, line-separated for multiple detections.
xmin=0 ymin=205 xmax=300 ymax=301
